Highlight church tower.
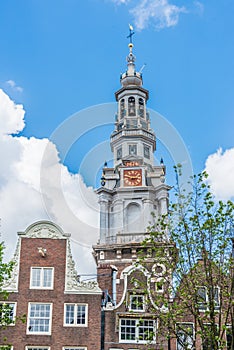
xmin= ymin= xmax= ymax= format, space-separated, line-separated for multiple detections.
xmin=93 ymin=31 xmax=172 ymax=349
xmin=97 ymin=41 xmax=170 ymax=247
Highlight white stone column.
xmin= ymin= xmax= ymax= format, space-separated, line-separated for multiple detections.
xmin=143 ymin=199 xmax=154 ymax=231
xmin=114 ymin=199 xmax=123 ymax=235
xmin=99 ymin=196 xmax=109 ymax=244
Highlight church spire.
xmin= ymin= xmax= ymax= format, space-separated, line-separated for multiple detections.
xmin=120 ymin=25 xmax=143 ymax=87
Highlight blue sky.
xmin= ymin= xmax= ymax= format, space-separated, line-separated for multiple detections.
xmin=0 ymin=0 xmax=234 ymax=272
xmin=1 ymin=0 xmax=234 ymax=171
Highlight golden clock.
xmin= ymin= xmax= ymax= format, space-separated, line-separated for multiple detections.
xmin=123 ymin=169 xmax=142 ymax=187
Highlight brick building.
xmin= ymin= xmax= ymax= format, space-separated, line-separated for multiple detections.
xmin=1 ymin=221 xmax=102 ymax=350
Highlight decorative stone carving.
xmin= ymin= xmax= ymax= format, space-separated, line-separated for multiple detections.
xmin=3 ymin=239 xmax=21 ymax=292
xmin=18 ymin=221 xmax=70 ymax=239
xmin=65 ymin=240 xmax=101 ymax=294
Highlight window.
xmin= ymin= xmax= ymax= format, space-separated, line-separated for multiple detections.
xmin=0 ymin=302 xmax=16 ymax=325
xmin=119 ymin=318 xmax=155 ymax=344
xmin=128 ymin=97 xmax=136 ymax=116
xmin=64 ymin=304 xmax=88 ymax=327
xmin=139 ymin=98 xmax=144 ymax=117
xmin=27 ymin=303 xmax=52 ymax=334
xmin=212 ymin=286 xmax=220 ymax=309
xmin=176 ymin=323 xmax=194 ymax=350
xmin=144 ymin=145 xmax=150 ymax=159
xmin=120 ymin=99 xmax=125 ymax=119
xmin=0 ymin=346 xmax=13 ymax=349
xmin=126 ymin=119 xmax=138 ymax=129
xmin=197 ymin=286 xmax=207 ymax=311
xmin=197 ymin=286 xmax=220 ymax=311
xmin=30 ymin=267 xmax=54 ymax=289
xmin=26 ymin=348 xmax=50 ymax=350
xmin=226 ymin=326 xmax=233 ymax=350
xmin=155 ymin=280 xmax=164 ymax=293
xmin=129 ymin=144 xmax=137 ymax=155
xmin=129 ymin=295 xmax=145 ymax=312
xmin=63 ymin=348 xmax=86 ymax=350
xmin=202 ymin=324 xmax=218 ymax=350
xmin=117 ymin=147 xmax=122 ymax=160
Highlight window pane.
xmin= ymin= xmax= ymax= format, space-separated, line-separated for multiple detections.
xmin=120 ymin=319 xmax=136 ymax=341
xmin=31 ymin=268 xmax=41 ymax=287
xmin=66 ymin=304 xmax=75 ymax=324
xmin=0 ymin=303 xmax=15 ymax=325
xmin=77 ymin=305 xmax=86 ymax=325
xmin=28 ymin=303 xmax=51 ymax=333
xmin=43 ymin=268 xmax=52 ymax=287
xmin=128 ymin=96 xmax=136 ymax=116
xmin=27 ymin=348 xmax=50 ymax=350
xmin=138 ymin=320 xmax=154 ymax=341
xmin=197 ymin=287 xmax=207 ymax=310
xmin=130 ymin=296 xmax=144 ymax=311
xmin=226 ymin=327 xmax=233 ymax=350
xmin=213 ymin=287 xmax=220 ymax=309
xmin=177 ymin=323 xmax=194 ymax=350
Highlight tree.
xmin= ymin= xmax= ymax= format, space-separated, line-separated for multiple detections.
xmin=0 ymin=242 xmax=14 ymax=349
xmin=139 ymin=167 xmax=234 ymax=349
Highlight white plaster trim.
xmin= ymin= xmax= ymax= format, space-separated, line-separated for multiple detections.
xmin=115 ymin=263 xmax=150 ymax=309
xmin=3 ymin=238 xmax=21 ymax=292
xmin=18 ymin=220 xmax=70 ymax=239
xmin=65 ymin=240 xmax=101 ymax=295
xmin=114 ymin=263 xmax=160 ymax=311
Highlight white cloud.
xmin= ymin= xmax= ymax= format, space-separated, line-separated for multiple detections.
xmin=6 ymin=80 xmax=23 ymax=93
xmin=193 ymin=1 xmax=204 ymax=15
xmin=0 ymin=89 xmax=99 ymax=274
xmin=205 ymin=148 xmax=234 ymax=200
xmin=0 ymin=89 xmax=25 ymax=134
xmin=130 ymin=0 xmax=187 ymax=30
xmin=110 ymin=0 xmax=204 ymax=31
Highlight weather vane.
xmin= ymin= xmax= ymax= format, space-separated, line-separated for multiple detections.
xmin=127 ymin=24 xmax=135 ymax=44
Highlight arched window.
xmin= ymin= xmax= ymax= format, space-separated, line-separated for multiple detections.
xmin=139 ymin=98 xmax=144 ymax=117
xmin=126 ymin=203 xmax=142 ymax=232
xmin=120 ymin=99 xmax=125 ymax=119
xmin=128 ymin=96 xmax=136 ymax=116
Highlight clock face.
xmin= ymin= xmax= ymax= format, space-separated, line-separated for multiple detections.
xmin=123 ymin=169 xmax=142 ymax=187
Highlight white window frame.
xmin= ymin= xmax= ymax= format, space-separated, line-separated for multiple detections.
xmin=62 ymin=348 xmax=87 ymax=350
xmin=64 ymin=303 xmax=88 ymax=327
xmin=27 ymin=302 xmax=52 ymax=335
xmin=0 ymin=302 xmax=17 ymax=325
xmin=197 ymin=286 xmax=207 ymax=311
xmin=129 ymin=295 xmax=145 ymax=312
xmin=176 ymin=322 xmax=194 ymax=350
xmin=155 ymin=278 xmax=164 ymax=293
xmin=197 ymin=286 xmax=220 ymax=312
xmin=26 ymin=347 xmax=51 ymax=350
xmin=213 ymin=286 xmax=220 ymax=310
xmin=30 ymin=267 xmax=54 ymax=289
xmin=226 ymin=325 xmax=233 ymax=350
xmin=119 ymin=318 xmax=156 ymax=344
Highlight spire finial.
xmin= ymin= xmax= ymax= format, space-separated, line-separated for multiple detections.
xmin=127 ymin=24 xmax=135 ymax=45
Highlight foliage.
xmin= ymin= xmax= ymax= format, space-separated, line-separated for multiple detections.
xmin=0 ymin=242 xmax=14 ymax=349
xmin=139 ymin=167 xmax=234 ymax=349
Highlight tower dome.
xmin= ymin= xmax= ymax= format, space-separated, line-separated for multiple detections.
xmin=120 ymin=43 xmax=143 ymax=87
